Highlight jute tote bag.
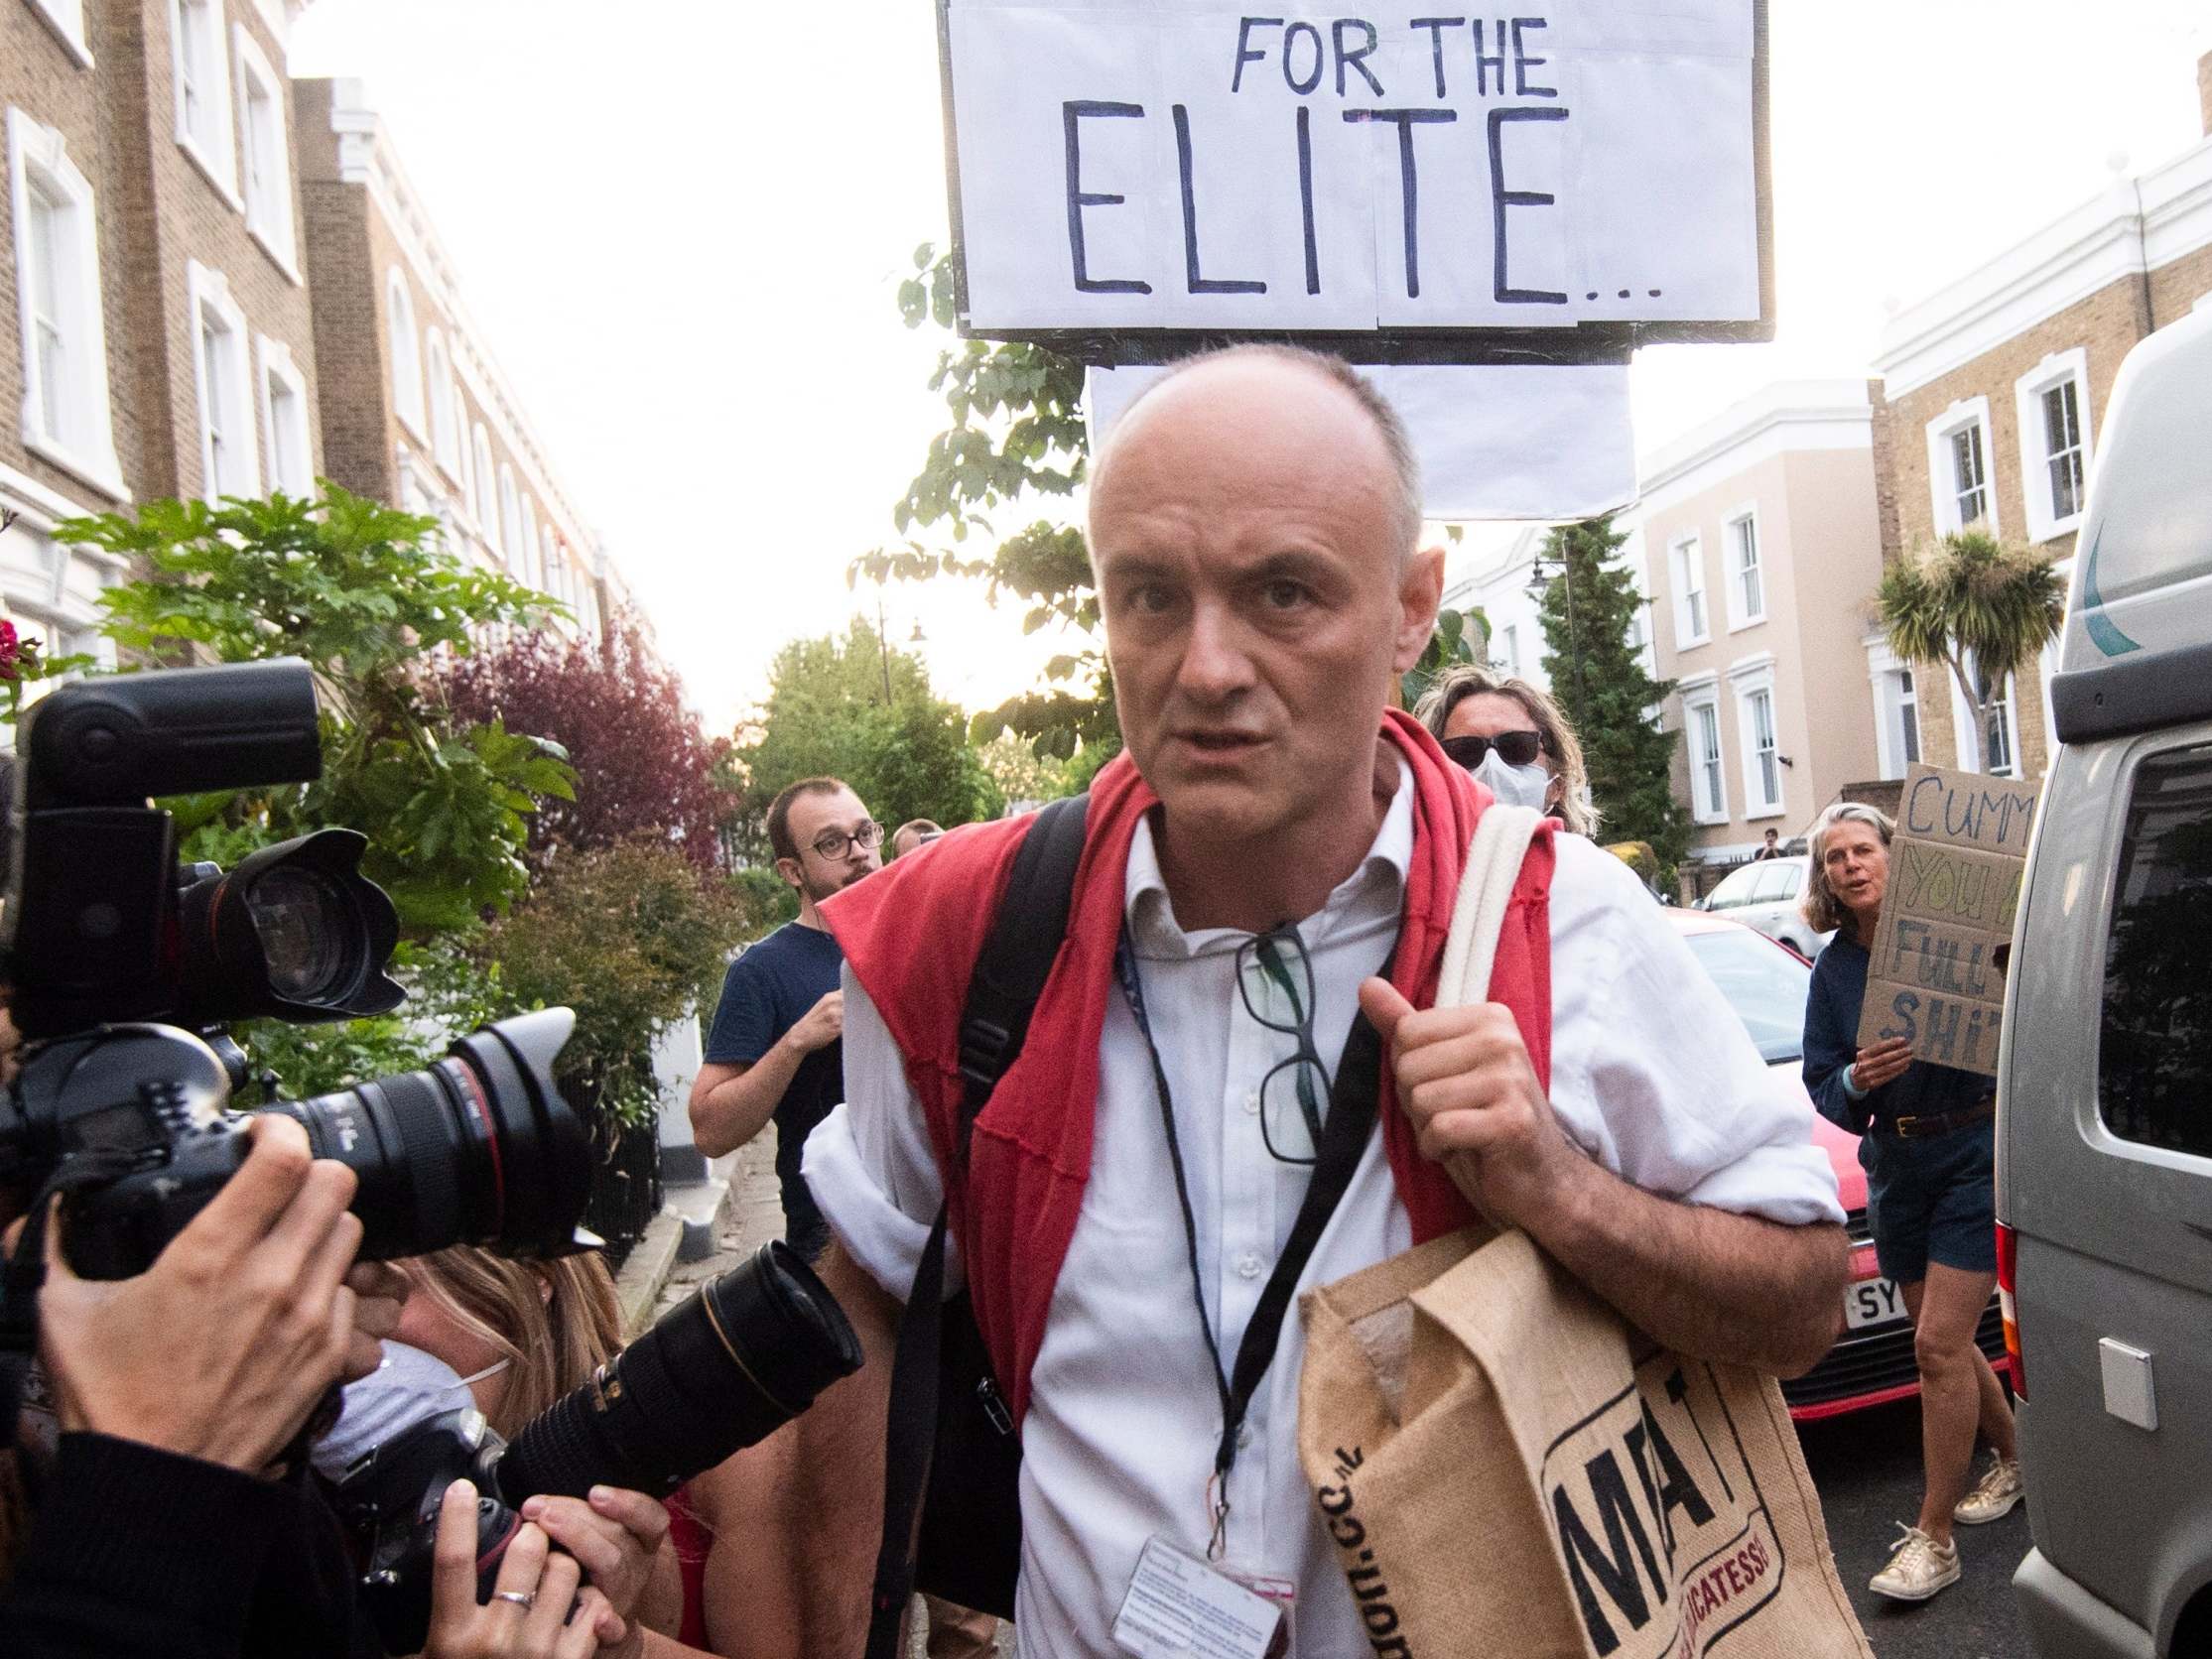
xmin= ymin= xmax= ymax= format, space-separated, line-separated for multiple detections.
xmin=1297 ymin=806 xmax=1871 ymax=1659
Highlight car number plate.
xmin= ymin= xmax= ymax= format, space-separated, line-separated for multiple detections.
xmin=1844 ymin=1277 xmax=1906 ymax=1330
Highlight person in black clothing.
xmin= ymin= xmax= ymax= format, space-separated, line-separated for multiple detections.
xmin=1800 ymin=802 xmax=2020 ymax=1604
xmin=689 ymin=777 xmax=883 ymax=1263
xmin=4 ymin=1115 xmax=658 ymax=1659
xmin=1753 ymin=826 xmax=1783 ymax=860
xmin=2 ymin=1115 xmax=405 ymax=1658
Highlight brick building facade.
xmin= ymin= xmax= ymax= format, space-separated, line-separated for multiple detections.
xmin=295 ymin=77 xmax=603 ymax=637
xmin=0 ymin=1 xmax=609 ymax=713
xmin=1871 ymin=55 xmax=2212 ymax=783
xmin=0 ymin=0 xmax=322 ymax=669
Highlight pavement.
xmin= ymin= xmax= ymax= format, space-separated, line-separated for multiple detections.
xmin=1798 ymin=1397 xmax=2034 ymax=1657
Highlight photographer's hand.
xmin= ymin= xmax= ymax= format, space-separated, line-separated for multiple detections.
xmin=425 ymin=1479 xmax=623 ymax=1659
xmin=521 ymin=1486 xmax=672 ymax=1658
xmin=35 ymin=1114 xmax=375 ymax=1472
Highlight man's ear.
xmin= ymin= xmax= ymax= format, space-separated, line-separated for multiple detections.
xmin=775 ymin=855 xmax=804 ymax=892
xmin=1393 ymin=546 xmax=1447 ymax=675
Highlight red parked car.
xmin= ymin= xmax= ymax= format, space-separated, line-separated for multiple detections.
xmin=1666 ymin=908 xmax=2010 ymax=1421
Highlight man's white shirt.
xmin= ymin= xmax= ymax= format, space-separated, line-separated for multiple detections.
xmin=804 ymin=767 xmax=1843 ymax=1656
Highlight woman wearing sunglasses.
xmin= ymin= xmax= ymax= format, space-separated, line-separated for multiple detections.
xmin=1412 ymin=664 xmax=1599 ymax=836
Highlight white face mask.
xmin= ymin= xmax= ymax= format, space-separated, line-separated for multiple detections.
xmin=1470 ymin=748 xmax=1554 ymax=812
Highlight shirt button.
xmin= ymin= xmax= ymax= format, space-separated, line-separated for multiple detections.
xmin=1236 ymin=1252 xmax=1264 ymax=1281
xmin=1242 ymin=1090 xmax=1261 ymax=1115
xmin=1236 ymin=1425 xmax=1255 ymax=1450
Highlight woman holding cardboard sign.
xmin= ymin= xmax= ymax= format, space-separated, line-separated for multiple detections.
xmin=1800 ymin=803 xmax=2019 ymax=1603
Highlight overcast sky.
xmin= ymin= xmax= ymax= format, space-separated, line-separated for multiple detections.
xmin=287 ymin=1 xmax=2211 ymax=732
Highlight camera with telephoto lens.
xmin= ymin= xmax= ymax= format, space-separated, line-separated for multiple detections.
xmin=333 ymin=1239 xmax=863 ymax=1653
xmin=0 ymin=658 xmax=594 ymax=1278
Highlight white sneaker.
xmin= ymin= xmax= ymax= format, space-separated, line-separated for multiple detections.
xmin=1869 ymin=1524 xmax=1961 ymax=1601
xmin=1953 ymin=1454 xmax=2024 ymax=1524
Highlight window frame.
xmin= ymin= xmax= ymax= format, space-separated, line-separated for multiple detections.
xmin=231 ymin=23 xmax=298 ymax=280
xmin=1670 ymin=533 xmax=1709 ymax=649
xmin=385 ymin=269 xmax=426 ymax=438
xmin=1925 ymin=396 xmax=2000 ymax=537
xmin=187 ymin=259 xmax=259 ymax=503
xmin=1682 ymin=679 xmax=1728 ymax=826
xmin=1947 ymin=650 xmax=2021 ymax=780
xmin=1732 ymin=671 xmax=1785 ymax=820
xmin=255 ymin=332 xmax=311 ymax=497
xmin=1498 ymin=622 xmax=1519 ymax=676
xmin=27 ymin=0 xmax=94 ymax=67
xmin=471 ymin=426 xmax=496 ymax=537
xmin=1723 ymin=507 xmax=1765 ymax=630
xmin=498 ymin=464 xmax=522 ymax=563
xmin=169 ymin=0 xmax=240 ymax=208
xmin=2014 ymin=347 xmax=2092 ymax=545
xmin=424 ymin=327 xmax=462 ymax=482
xmin=6 ymin=107 xmax=124 ymax=501
xmin=519 ymin=494 xmax=540 ymax=584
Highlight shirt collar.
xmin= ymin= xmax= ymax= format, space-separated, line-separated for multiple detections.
xmin=1124 ymin=758 xmax=1415 ymax=958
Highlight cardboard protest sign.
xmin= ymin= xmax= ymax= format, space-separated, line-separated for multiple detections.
xmin=1856 ymin=765 xmax=2039 ymax=1078
xmin=937 ymin=1 xmax=1771 ymax=359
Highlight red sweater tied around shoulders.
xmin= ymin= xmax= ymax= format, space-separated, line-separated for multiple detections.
xmin=821 ymin=708 xmax=1555 ymax=1424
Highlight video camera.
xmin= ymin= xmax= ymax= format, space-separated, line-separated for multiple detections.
xmin=0 ymin=658 xmax=593 ymax=1279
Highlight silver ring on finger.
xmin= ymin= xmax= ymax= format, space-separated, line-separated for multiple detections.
xmin=493 ymin=1590 xmax=536 ymax=1609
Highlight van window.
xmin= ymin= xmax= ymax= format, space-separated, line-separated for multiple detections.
xmin=2101 ymin=743 xmax=2212 ymax=1157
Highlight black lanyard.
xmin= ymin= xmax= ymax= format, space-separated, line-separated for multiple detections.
xmin=1114 ymin=930 xmax=1387 ymax=1556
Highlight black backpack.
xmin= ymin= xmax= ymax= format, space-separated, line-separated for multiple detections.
xmin=864 ymin=793 xmax=1089 ymax=1655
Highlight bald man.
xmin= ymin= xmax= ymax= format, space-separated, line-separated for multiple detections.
xmin=781 ymin=347 xmax=1847 ymax=1656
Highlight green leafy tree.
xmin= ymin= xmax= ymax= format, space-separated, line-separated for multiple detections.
xmin=1401 ymin=605 xmax=1489 ymax=707
xmin=1876 ymin=529 xmax=2065 ymax=772
xmin=975 ymin=730 xmax=1080 ymax=809
xmin=61 ymin=486 xmax=575 ymax=931
xmin=1535 ymin=516 xmax=1690 ymax=874
xmin=847 ymin=244 xmax=1110 ymax=762
xmin=731 ymin=618 xmax=1002 ymax=854
xmin=474 ymin=838 xmax=747 ymax=1128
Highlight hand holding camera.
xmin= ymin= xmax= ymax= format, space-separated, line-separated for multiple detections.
xmin=30 ymin=1114 xmax=398 ymax=1472
xmin=423 ymin=1479 xmax=626 ymax=1659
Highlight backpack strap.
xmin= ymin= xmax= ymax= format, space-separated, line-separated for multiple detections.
xmin=955 ymin=791 xmax=1093 ymax=1141
xmin=865 ymin=792 xmax=1091 ymax=1655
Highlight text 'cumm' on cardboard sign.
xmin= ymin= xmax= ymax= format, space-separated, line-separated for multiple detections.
xmin=1856 ymin=765 xmax=2039 ymax=1079
xmin=937 ymin=1 xmax=1771 ymax=360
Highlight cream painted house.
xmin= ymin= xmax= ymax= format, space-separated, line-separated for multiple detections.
xmin=1624 ymin=381 xmax=1886 ymax=887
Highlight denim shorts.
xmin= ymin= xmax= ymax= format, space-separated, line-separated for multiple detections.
xmin=1862 ymin=1118 xmax=1999 ymax=1284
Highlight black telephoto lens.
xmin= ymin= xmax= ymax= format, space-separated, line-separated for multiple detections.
xmin=271 ymin=1008 xmax=592 ymax=1262
xmin=495 ymin=1240 xmax=862 ymax=1502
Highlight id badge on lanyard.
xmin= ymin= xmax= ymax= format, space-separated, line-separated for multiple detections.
xmin=1112 ymin=1535 xmax=1296 ymax=1659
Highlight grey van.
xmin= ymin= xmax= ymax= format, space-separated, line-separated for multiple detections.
xmin=2004 ymin=303 xmax=2212 ymax=1657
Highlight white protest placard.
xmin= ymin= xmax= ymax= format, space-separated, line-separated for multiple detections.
xmin=943 ymin=1 xmax=1765 ymax=341
xmin=1087 ymin=360 xmax=1635 ymax=519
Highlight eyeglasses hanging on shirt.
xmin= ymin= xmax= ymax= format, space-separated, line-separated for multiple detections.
xmin=1237 ymin=926 xmax=1330 ymax=1167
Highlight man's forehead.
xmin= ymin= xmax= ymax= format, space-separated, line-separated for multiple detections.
xmin=1094 ymin=371 xmax=1394 ymax=536
xmin=791 ymin=789 xmax=866 ymax=832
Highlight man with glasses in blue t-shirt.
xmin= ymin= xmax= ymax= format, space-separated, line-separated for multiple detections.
xmin=690 ymin=776 xmax=884 ymax=1262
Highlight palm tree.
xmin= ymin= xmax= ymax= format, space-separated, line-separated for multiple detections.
xmin=1876 ymin=530 xmax=2065 ymax=772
